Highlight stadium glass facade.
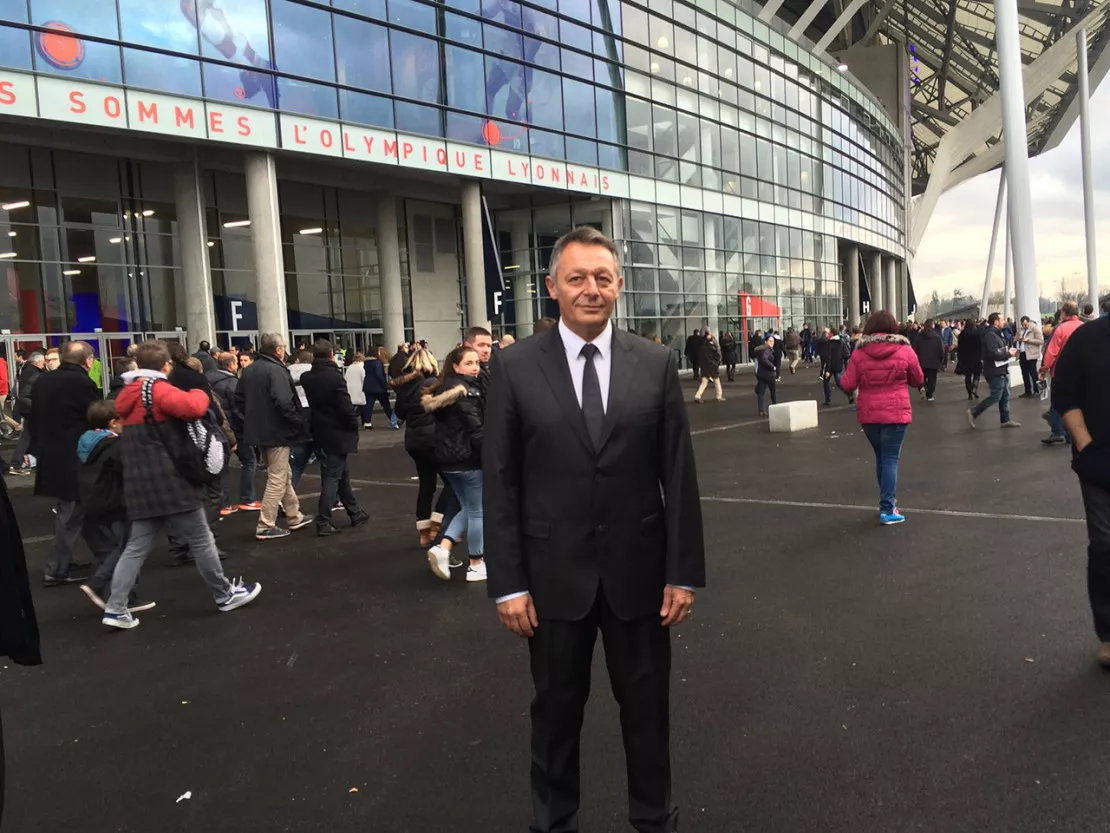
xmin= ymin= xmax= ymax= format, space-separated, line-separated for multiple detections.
xmin=0 ymin=0 xmax=907 ymax=378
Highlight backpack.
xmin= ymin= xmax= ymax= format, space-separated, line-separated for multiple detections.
xmin=141 ymin=379 xmax=230 ymax=485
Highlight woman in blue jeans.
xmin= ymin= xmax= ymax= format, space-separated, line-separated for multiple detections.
xmin=839 ymin=310 xmax=925 ymax=525
xmin=421 ymin=345 xmax=486 ymax=582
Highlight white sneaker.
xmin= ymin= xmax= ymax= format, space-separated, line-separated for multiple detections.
xmin=427 ymin=546 xmax=451 ymax=581
xmin=466 ymin=560 xmax=488 ymax=582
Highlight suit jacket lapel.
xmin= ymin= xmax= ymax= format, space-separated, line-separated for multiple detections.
xmin=537 ymin=328 xmax=595 ymax=456
xmin=597 ymin=329 xmax=636 ymax=452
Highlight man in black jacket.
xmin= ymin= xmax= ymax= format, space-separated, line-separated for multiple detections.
xmin=913 ymin=320 xmax=945 ymax=401
xmin=233 ymin=332 xmax=313 ymax=541
xmin=388 ymin=343 xmax=409 ymax=379
xmin=299 ymin=340 xmax=369 ymax=536
xmin=6 ymin=352 xmax=43 ymax=476
xmin=31 ymin=341 xmax=100 ymax=586
xmin=206 ymin=353 xmax=256 ymax=513
xmin=485 ymin=226 xmax=705 ymax=833
xmin=1052 ymin=315 xmax=1110 ymax=665
xmin=969 ymin=313 xmax=1021 ymax=429
xmin=0 ymin=473 xmax=40 ymax=825
xmin=192 ymin=340 xmax=217 ymax=373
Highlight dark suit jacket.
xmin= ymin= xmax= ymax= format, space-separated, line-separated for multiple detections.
xmin=300 ymin=359 xmax=361 ymax=455
xmin=484 ymin=326 xmax=705 ymax=622
xmin=30 ymin=363 xmax=100 ymax=502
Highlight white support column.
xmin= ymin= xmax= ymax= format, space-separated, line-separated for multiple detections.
xmin=994 ymin=0 xmax=1039 ymax=324
xmin=1078 ymin=27 xmax=1099 ymax=310
xmin=510 ymin=219 xmax=533 ymax=337
xmin=1003 ymin=216 xmax=1014 ymax=322
xmin=174 ymin=156 xmax=215 ymax=350
xmin=899 ymin=261 xmax=910 ymax=320
xmin=244 ymin=153 xmax=288 ymax=338
xmin=460 ymin=181 xmax=489 ymax=331
xmin=883 ymin=256 xmax=898 ymax=319
xmin=981 ymin=170 xmax=1006 ymax=317
xmin=844 ymin=244 xmax=860 ymax=326
xmin=377 ymin=192 xmax=405 ymax=352
xmin=869 ymin=251 xmax=884 ymax=312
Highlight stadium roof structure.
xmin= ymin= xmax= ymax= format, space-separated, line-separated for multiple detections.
xmin=754 ymin=0 xmax=1110 ymax=249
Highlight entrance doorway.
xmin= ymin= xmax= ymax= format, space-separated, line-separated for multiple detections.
xmin=216 ymin=331 xmax=258 ymax=353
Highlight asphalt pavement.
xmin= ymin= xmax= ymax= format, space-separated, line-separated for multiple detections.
xmin=0 ymin=364 xmax=1100 ymax=833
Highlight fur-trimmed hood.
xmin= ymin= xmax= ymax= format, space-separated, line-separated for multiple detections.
xmin=391 ymin=370 xmax=425 ymax=390
xmin=858 ymin=333 xmax=911 ymax=360
xmin=422 ymin=378 xmax=477 ymax=413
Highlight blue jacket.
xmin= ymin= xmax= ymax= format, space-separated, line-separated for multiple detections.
xmin=362 ymin=358 xmax=389 ymax=396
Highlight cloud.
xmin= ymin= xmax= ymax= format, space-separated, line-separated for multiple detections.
xmin=916 ymin=80 xmax=1110 ymax=299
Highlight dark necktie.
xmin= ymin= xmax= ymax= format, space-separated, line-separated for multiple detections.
xmin=580 ymin=343 xmax=604 ymax=450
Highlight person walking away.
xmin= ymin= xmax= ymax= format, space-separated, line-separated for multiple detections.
xmin=388 ymin=343 xmax=409 ymax=379
xmin=102 ymin=341 xmax=261 ymax=629
xmin=1040 ymin=301 xmax=1084 ymax=446
xmin=839 ymin=311 xmax=924 ymax=524
xmin=233 ymin=332 xmax=314 ymax=541
xmin=192 ymin=340 xmax=217 ymax=373
xmin=0 ymin=471 xmax=40 ymax=826
xmin=1050 ymin=313 xmax=1110 ymax=664
xmin=7 ymin=353 xmax=44 ymax=476
xmin=720 ymin=331 xmax=738 ymax=381
xmin=422 ymin=345 xmax=486 ymax=582
xmin=207 ymin=352 xmax=255 ymax=514
xmin=955 ymin=319 xmax=983 ymax=400
xmin=299 ymin=340 xmax=369 ymax=536
xmin=784 ymin=327 xmax=802 ymax=374
xmin=693 ymin=332 xmax=724 ymax=403
xmin=286 ymin=350 xmax=317 ymax=487
xmin=968 ymin=313 xmax=1022 ymax=430
xmin=771 ymin=331 xmax=785 ymax=380
xmin=821 ymin=327 xmax=852 ymax=406
xmin=748 ymin=329 xmax=763 ymax=362
xmin=344 ymin=352 xmax=367 ymax=426
xmin=31 ymin=342 xmax=101 ymax=585
xmin=483 ymin=226 xmax=705 ymax=833
xmin=75 ymin=400 xmax=154 ymax=613
xmin=801 ymin=323 xmax=815 ymax=363
xmin=392 ymin=349 xmax=458 ymax=549
xmin=362 ymin=347 xmax=397 ymax=429
xmin=753 ymin=334 xmax=779 ymax=416
xmin=913 ymin=320 xmax=945 ymax=401
xmin=684 ymin=328 xmax=704 ymax=378
xmin=1015 ymin=315 xmax=1044 ymax=398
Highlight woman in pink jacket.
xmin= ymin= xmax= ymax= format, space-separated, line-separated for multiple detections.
xmin=839 ymin=311 xmax=925 ymax=525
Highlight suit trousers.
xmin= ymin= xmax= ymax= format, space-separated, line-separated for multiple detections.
xmin=528 ymin=589 xmax=675 ymax=833
xmin=1081 ymin=478 xmax=1110 ymax=641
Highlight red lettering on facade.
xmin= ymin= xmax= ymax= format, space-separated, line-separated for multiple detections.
xmin=507 ymin=160 xmax=518 ymax=177
xmin=421 ymin=146 xmax=427 ymax=162
xmin=474 ymin=154 xmax=484 ymax=172
xmin=321 ymin=129 xmax=333 ymax=148
xmin=174 ymin=106 xmax=194 ymax=128
xmin=601 ymin=175 xmax=610 ymax=192
xmin=208 ymin=111 xmax=223 ymax=133
xmin=137 ymin=100 xmax=158 ymax=123
xmin=237 ymin=115 xmax=251 ymax=137
xmin=344 ymin=132 xmax=356 ymax=153
xmin=521 ymin=162 xmax=530 ymax=178
xmin=0 ymin=81 xmax=15 ymax=106
xmin=363 ymin=136 xmax=375 ymax=153
xmin=294 ymin=125 xmax=307 ymax=145
xmin=384 ymin=140 xmax=398 ymax=157
xmin=579 ymin=172 xmax=588 ymax=187
xmin=535 ymin=164 xmax=545 ymax=181
xmin=104 ymin=96 xmax=122 ymax=119
xmin=454 ymin=150 xmax=467 ymax=168
xmin=402 ymin=142 xmax=414 ymax=159
xmin=69 ymin=91 xmax=86 ymax=114
xmin=436 ymin=148 xmax=448 ymax=166
xmin=550 ymin=167 xmax=560 ymax=183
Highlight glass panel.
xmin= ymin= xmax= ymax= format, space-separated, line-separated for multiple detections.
xmin=272 ymin=0 xmax=335 ymax=82
xmin=277 ymin=78 xmax=338 ymax=119
xmin=391 ymin=31 xmax=441 ymax=104
xmin=336 ymin=18 xmax=391 ymax=93
xmin=123 ymin=50 xmax=203 ymax=98
xmin=340 ymin=90 xmax=395 ymax=128
xmin=0 ymin=24 xmax=31 ymax=71
xmin=119 ymin=0 xmax=199 ymax=54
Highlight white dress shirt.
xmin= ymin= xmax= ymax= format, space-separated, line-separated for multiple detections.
xmin=494 ymin=319 xmax=692 ymax=605
xmin=558 ymin=318 xmax=612 ymax=413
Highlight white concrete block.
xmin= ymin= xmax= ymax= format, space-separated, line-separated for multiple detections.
xmin=768 ymin=400 xmax=819 ymax=433
xmin=1007 ymin=361 xmax=1024 ymax=388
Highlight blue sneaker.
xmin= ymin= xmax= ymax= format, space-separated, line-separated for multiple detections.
xmin=880 ymin=512 xmax=905 ymax=525
xmin=102 ymin=611 xmax=139 ymax=630
xmin=218 ymin=579 xmax=262 ymax=612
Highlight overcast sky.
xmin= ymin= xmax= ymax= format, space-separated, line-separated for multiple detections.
xmin=914 ymin=80 xmax=1110 ymax=301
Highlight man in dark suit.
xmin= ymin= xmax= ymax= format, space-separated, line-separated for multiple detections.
xmin=485 ymin=226 xmax=706 ymax=833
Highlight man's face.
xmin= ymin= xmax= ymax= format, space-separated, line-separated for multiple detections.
xmin=239 ymin=355 xmax=253 ymax=370
xmin=275 ymin=343 xmax=287 ymax=361
xmin=992 ymin=318 xmax=1003 ymax=329
xmin=468 ymin=334 xmax=492 ymax=363
xmin=45 ymin=354 xmax=59 ymax=371
xmin=545 ymin=242 xmax=622 ymax=335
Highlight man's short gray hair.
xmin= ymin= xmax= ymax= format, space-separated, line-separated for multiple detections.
xmin=259 ymin=332 xmax=285 ymax=355
xmin=547 ymin=226 xmax=621 ymax=279
xmin=28 ymin=352 xmax=45 ymax=365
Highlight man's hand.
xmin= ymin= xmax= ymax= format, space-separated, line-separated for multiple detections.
xmin=497 ymin=594 xmax=538 ymax=638
xmin=660 ymin=586 xmax=695 ymax=627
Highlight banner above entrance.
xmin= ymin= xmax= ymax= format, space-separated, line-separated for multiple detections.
xmin=0 ymin=69 xmax=630 ymax=200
